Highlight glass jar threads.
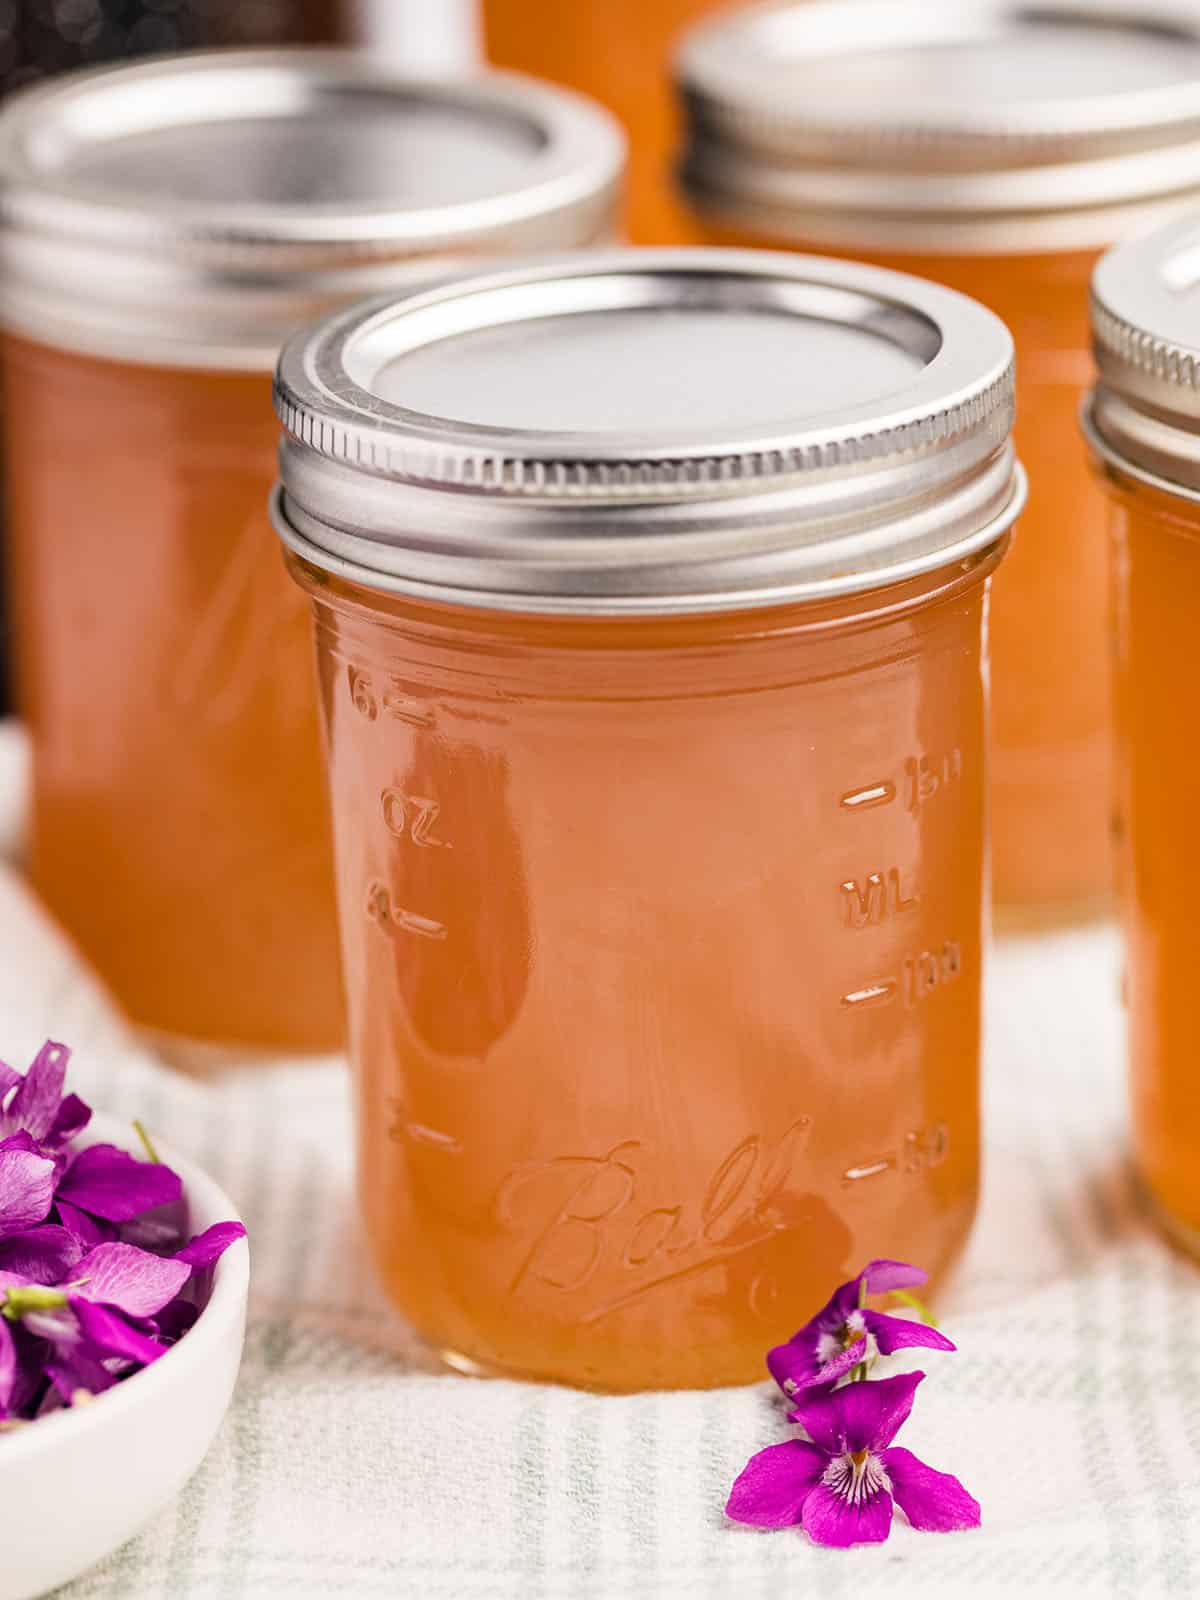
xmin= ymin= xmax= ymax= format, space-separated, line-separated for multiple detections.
xmin=273 ymin=249 xmax=1023 ymax=1389
xmin=1085 ymin=216 xmax=1200 ymax=1255
xmin=0 ymin=51 xmax=623 ymax=1055
xmin=677 ymin=0 xmax=1200 ymax=919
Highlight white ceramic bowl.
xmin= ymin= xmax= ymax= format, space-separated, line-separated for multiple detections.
xmin=0 ymin=1114 xmax=249 ymax=1600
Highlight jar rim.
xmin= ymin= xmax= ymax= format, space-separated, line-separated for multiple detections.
xmin=0 ymin=51 xmax=625 ymax=369
xmin=1088 ymin=212 xmax=1200 ymax=493
xmin=272 ymin=248 xmax=1025 ymax=616
xmin=677 ymin=0 xmax=1200 ymax=252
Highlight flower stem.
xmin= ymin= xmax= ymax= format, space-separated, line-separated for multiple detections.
xmin=890 ymin=1288 xmax=938 ymax=1326
xmin=133 ymin=1119 xmax=161 ymax=1164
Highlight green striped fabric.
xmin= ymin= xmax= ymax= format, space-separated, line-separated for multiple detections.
xmin=0 ymin=863 xmax=1189 ymax=1599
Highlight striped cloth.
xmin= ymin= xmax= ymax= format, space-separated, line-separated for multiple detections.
xmin=0 ymin=725 xmax=1195 ymax=1597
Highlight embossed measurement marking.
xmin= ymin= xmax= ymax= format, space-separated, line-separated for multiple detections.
xmin=347 ymin=665 xmax=437 ymax=728
xmin=841 ymin=981 xmax=898 ymax=1010
xmin=366 ymin=882 xmax=448 ymax=941
xmin=840 ymin=867 xmax=919 ymax=929
xmin=839 ymin=781 xmax=897 ymax=812
xmin=843 ymin=1158 xmax=896 ymax=1183
xmin=840 ymin=750 xmax=963 ymax=817
xmin=387 ymin=1099 xmax=462 ymax=1152
xmin=382 ymin=686 xmax=436 ymax=728
xmin=381 ymin=788 xmax=452 ymax=849
xmin=905 ymin=750 xmax=963 ymax=814
xmin=843 ymin=1124 xmax=949 ymax=1186
xmin=841 ymin=941 xmax=962 ymax=1011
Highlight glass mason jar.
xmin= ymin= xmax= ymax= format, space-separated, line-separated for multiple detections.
xmin=0 ymin=2 xmax=348 ymax=716
xmin=1085 ymin=217 xmax=1200 ymax=1254
xmin=273 ymin=249 xmax=1024 ymax=1390
xmin=676 ymin=0 xmax=1200 ymax=921
xmin=481 ymin=0 xmax=727 ymax=243
xmin=0 ymin=53 xmax=623 ymax=1057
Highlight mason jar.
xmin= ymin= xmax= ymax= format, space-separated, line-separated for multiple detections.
xmin=0 ymin=51 xmax=623 ymax=1057
xmin=0 ymin=1 xmax=349 ymax=714
xmin=1085 ymin=216 xmax=1200 ymax=1255
xmin=677 ymin=0 xmax=1200 ymax=921
xmin=272 ymin=249 xmax=1023 ymax=1389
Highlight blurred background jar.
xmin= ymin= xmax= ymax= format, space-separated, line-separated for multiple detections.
xmin=273 ymin=249 xmax=1022 ymax=1389
xmin=480 ymin=0 xmax=729 ymax=241
xmin=1086 ymin=217 xmax=1200 ymax=1256
xmin=0 ymin=50 xmax=623 ymax=1059
xmin=0 ymin=0 xmax=348 ymax=717
xmin=677 ymin=0 xmax=1200 ymax=922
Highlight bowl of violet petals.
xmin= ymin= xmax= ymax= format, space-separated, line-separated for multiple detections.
xmin=0 ymin=1041 xmax=248 ymax=1600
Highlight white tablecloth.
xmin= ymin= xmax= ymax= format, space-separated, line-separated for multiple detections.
xmin=0 ymin=720 xmax=1192 ymax=1599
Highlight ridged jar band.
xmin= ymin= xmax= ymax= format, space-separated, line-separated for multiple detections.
xmin=272 ymin=446 xmax=1026 ymax=615
xmin=1087 ymin=214 xmax=1200 ymax=495
xmin=0 ymin=53 xmax=625 ymax=369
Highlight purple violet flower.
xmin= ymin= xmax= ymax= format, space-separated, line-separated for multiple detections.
xmin=0 ymin=1040 xmax=247 ymax=1424
xmin=768 ymin=1259 xmax=956 ymax=1397
xmin=726 ymin=1371 xmax=980 ymax=1546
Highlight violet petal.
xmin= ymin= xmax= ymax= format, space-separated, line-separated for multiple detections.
xmin=0 ymin=1131 xmax=39 ymax=1155
xmin=72 ymin=1242 xmax=190 ymax=1318
xmin=71 ymin=1299 xmax=168 ymax=1367
xmin=57 ymin=1145 xmax=182 ymax=1222
xmin=861 ymin=1259 xmax=928 ymax=1296
xmin=0 ymin=1147 xmax=55 ymax=1238
xmin=767 ymin=1343 xmax=814 ymax=1395
xmin=0 ymin=1225 xmax=82 ymax=1285
xmin=55 ymin=1200 xmax=114 ymax=1248
xmin=0 ymin=1060 xmax=21 ymax=1100
xmin=801 ymin=1481 xmax=894 ymax=1548
xmin=120 ymin=1217 xmax=184 ymax=1250
xmin=791 ymin=1371 xmax=926 ymax=1455
xmin=175 ymin=1220 xmax=246 ymax=1269
xmin=9 ymin=1323 xmax=52 ymax=1417
xmin=5 ymin=1042 xmax=69 ymax=1142
xmin=154 ymin=1300 xmax=200 ymax=1343
xmin=767 ymin=1281 xmax=858 ymax=1396
xmin=789 ymin=1339 xmax=869 ymax=1397
xmin=881 ymin=1447 xmax=981 ymax=1533
xmin=864 ymin=1309 xmax=956 ymax=1357
xmin=45 ymin=1350 xmax=118 ymax=1403
xmin=725 ymin=1441 xmax=828 ymax=1529
xmin=46 ymin=1093 xmax=92 ymax=1150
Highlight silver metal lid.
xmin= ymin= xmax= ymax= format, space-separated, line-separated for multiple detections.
xmin=678 ymin=1 xmax=1200 ymax=253
xmin=0 ymin=50 xmax=624 ymax=369
xmin=273 ymin=248 xmax=1023 ymax=616
xmin=1086 ymin=212 xmax=1200 ymax=494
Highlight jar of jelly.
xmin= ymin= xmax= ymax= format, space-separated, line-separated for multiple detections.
xmin=1085 ymin=217 xmax=1200 ymax=1255
xmin=273 ymin=249 xmax=1024 ymax=1389
xmin=677 ymin=0 xmax=1200 ymax=921
xmin=0 ymin=1 xmax=348 ymax=715
xmin=481 ymin=0 xmax=727 ymax=242
xmin=0 ymin=52 xmax=623 ymax=1058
